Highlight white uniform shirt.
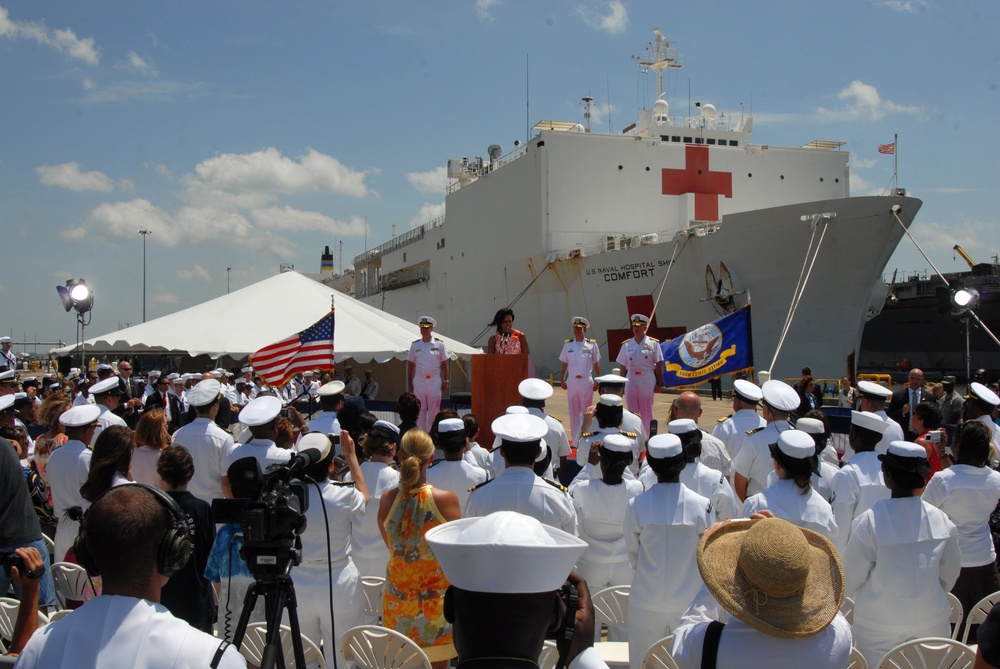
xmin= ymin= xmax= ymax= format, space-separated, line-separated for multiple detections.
xmin=224 ymin=439 xmax=293 ymax=473
xmin=764 ymin=460 xmax=840 ymax=504
xmin=307 ymin=412 xmax=341 ymax=436
xmin=843 ymin=496 xmax=961 ymax=664
xmin=624 ymin=482 xmax=711 ymax=614
xmin=923 ymin=464 xmax=1000 ymax=567
xmin=742 ymin=479 xmax=838 ymax=542
xmin=575 ymin=427 xmax=642 ymax=475
xmin=92 ymin=404 xmax=127 ymax=445
xmin=711 ymin=409 xmax=765 ymax=459
xmin=300 ymin=479 xmax=366 ymax=567
xmin=347 ymin=461 xmax=400 ymax=575
xmin=528 ymin=408 xmax=572 ymax=462
xmin=560 ymin=338 xmax=601 ymax=381
xmin=830 ymin=451 xmax=889 ymax=552
xmin=46 ymin=439 xmax=92 ymax=561
xmin=976 ymin=414 xmax=1000 ymax=456
xmin=171 ymin=417 xmax=236 ymax=503
xmin=465 ymin=465 xmax=577 ymax=535
xmin=615 ymin=335 xmax=663 ymax=376
xmin=570 ymin=473 xmax=644 ymax=565
xmin=467 ymin=442 xmax=490 ymax=470
xmin=426 ymin=458 xmax=489 ymax=510
xmin=876 ymin=409 xmax=904 ymax=454
xmin=16 ymin=594 xmax=246 ymax=668
xmin=732 ymin=420 xmax=792 ymax=498
xmin=407 ymin=338 xmax=448 ymax=380
xmin=679 ymin=461 xmax=740 ymax=521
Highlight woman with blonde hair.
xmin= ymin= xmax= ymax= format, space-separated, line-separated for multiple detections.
xmin=130 ymin=409 xmax=171 ymax=488
xmin=378 ymin=429 xmax=461 ymax=668
xmin=34 ymin=391 xmax=72 ymax=484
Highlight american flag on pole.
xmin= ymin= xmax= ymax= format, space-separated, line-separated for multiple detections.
xmin=878 ymin=142 xmax=895 ymax=155
xmin=250 ymin=310 xmax=335 ymax=386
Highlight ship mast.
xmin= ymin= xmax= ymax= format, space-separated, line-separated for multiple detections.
xmin=636 ymin=27 xmax=683 ymax=101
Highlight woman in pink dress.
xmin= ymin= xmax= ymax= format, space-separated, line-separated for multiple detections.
xmin=486 ymin=308 xmax=530 ymax=356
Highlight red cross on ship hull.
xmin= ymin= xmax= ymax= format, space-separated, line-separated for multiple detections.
xmin=661 ymin=145 xmax=733 ymax=221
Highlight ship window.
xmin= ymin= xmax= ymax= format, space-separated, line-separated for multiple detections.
xmin=672 ymin=136 xmax=681 ymax=142
xmin=645 ymin=166 xmax=650 ymax=171
xmin=441 ymin=238 xmax=446 ymax=248
xmin=820 ymin=178 xmax=824 ymax=182
xmin=707 ymin=138 xmax=716 ymax=145
xmin=694 ymin=137 xmax=704 ymax=144
xmin=661 ymin=135 xmax=670 ymax=142
xmin=748 ymin=173 xmax=752 ymax=178
xmin=729 ymin=140 xmax=738 ymax=147
xmin=683 ymin=137 xmax=693 ymax=143
xmin=835 ymin=178 xmax=840 ymax=183
xmin=780 ymin=175 xmax=785 ymax=180
xmin=403 ymin=252 xmax=407 ymax=262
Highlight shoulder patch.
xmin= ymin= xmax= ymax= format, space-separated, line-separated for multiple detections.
xmin=580 ymin=432 xmax=597 ymax=438
xmin=648 ymin=337 xmax=659 ymax=342
xmin=435 ymin=337 xmax=444 ymax=342
xmin=718 ymin=414 xmax=733 ymax=423
xmin=333 ymin=480 xmax=356 ymax=487
xmin=588 ymin=338 xmax=597 ymax=343
xmin=468 ymin=478 xmax=493 ymax=492
xmin=543 ymin=478 xmax=569 ymax=493
xmin=620 ymin=431 xmax=638 ymax=438
xmin=411 ymin=339 xmax=421 ymax=344
xmin=746 ymin=426 xmax=765 ymax=436
xmin=565 ymin=338 xmax=572 ymax=343
xmin=622 ymin=338 xmax=631 ymax=344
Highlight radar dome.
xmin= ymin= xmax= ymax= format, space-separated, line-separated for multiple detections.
xmin=571 ymin=123 xmax=585 ymax=133
xmin=653 ymin=99 xmax=669 ymax=116
xmin=701 ymin=103 xmax=717 ymax=120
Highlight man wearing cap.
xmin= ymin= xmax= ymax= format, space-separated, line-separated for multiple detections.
xmin=343 ymin=365 xmax=362 ymax=398
xmin=849 ymin=380 xmax=904 ymax=459
xmin=425 ymin=512 xmax=606 ymax=669
xmin=711 ymin=379 xmax=765 ymax=461
xmin=168 ymin=376 xmax=188 ymax=425
xmin=560 ymin=317 xmax=602 ymax=441
xmin=89 ymin=377 xmax=128 ymax=446
xmin=307 ymin=380 xmax=346 ymax=436
xmin=965 ymin=381 xmax=1000 ymax=456
xmin=0 ymin=368 xmax=19 ymax=395
xmin=669 ymin=391 xmax=732 ymax=478
xmin=937 ymin=375 xmax=964 ymax=424
xmin=407 ymin=316 xmax=450 ymax=431
xmin=360 ymin=369 xmax=379 ymax=401
xmin=518 ymin=378 xmax=572 ymax=475
xmin=830 ymin=411 xmax=891 ymax=552
xmin=615 ymin=314 xmax=663 ymax=436
xmin=466 ymin=414 xmax=578 ymax=535
xmin=670 ymin=518 xmax=852 ymax=669
xmin=427 ymin=417 xmax=489 ymax=510
xmin=732 ymin=380 xmax=799 ymax=501
xmin=171 ymin=380 xmax=235 ymax=504
xmin=143 ymin=371 xmax=161 ymax=399
xmin=222 ymin=396 xmax=293 ymax=498
xmin=575 ymin=394 xmax=642 ymax=478
xmin=0 ymin=336 xmax=16 ymax=371
xmin=46 ymin=404 xmax=100 ymax=561
xmin=583 ymin=374 xmax=647 ymax=452
xmin=888 ymin=368 xmax=927 ymax=440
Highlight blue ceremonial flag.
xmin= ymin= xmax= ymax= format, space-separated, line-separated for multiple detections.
xmin=659 ymin=306 xmax=753 ymax=388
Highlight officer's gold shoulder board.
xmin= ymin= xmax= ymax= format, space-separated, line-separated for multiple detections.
xmin=333 ymin=480 xmax=356 ymax=487
xmin=746 ymin=426 xmax=766 ymax=436
xmin=587 ymin=338 xmax=597 ymax=343
xmin=620 ymin=431 xmax=638 ymax=438
xmin=564 ymin=339 xmax=572 ymax=343
xmin=717 ymin=414 xmax=733 ymax=423
xmin=580 ymin=432 xmax=597 ymax=438
xmin=622 ymin=338 xmax=631 ymax=344
xmin=469 ymin=478 xmax=493 ymax=492
xmin=648 ymin=337 xmax=659 ymax=342
xmin=435 ymin=337 xmax=444 ymax=342
xmin=543 ymin=478 xmax=568 ymax=493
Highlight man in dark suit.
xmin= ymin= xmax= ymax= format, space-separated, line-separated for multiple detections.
xmin=145 ymin=376 xmax=182 ymax=432
xmin=888 ymin=367 xmax=926 ymax=440
xmin=116 ymin=360 xmax=143 ymax=428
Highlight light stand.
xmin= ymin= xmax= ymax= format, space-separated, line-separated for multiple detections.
xmin=138 ymin=229 xmax=153 ymax=322
xmin=57 ymin=279 xmax=94 ymax=370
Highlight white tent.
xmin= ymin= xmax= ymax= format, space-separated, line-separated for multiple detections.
xmin=53 ymin=270 xmax=481 ymax=363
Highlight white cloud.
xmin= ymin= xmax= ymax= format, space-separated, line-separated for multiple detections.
xmin=82 ymin=77 xmax=96 ymax=90
xmin=817 ymin=80 xmax=923 ymax=123
xmin=252 ymin=206 xmax=368 ymax=235
xmin=576 ymin=1 xmax=628 ymax=34
xmin=122 ymin=51 xmax=158 ymax=77
xmin=852 ymin=158 xmax=878 ymax=169
xmin=924 ymin=187 xmax=979 ymax=194
xmin=36 ymin=162 xmax=115 ymax=192
xmin=911 ymin=219 xmax=999 ymax=260
xmin=849 ymin=171 xmax=885 ymax=196
xmin=177 ymin=265 xmax=212 ymax=281
xmin=476 ymin=0 xmax=501 ymax=21
xmin=0 ymin=7 xmax=99 ymax=65
xmin=409 ymin=202 xmax=446 ymax=229
xmin=151 ymin=292 xmax=180 ymax=305
xmin=81 ymin=79 xmax=212 ymax=104
xmin=406 ymin=167 xmax=449 ymax=195
xmin=879 ymin=0 xmax=928 ymax=12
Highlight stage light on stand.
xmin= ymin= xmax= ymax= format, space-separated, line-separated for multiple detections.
xmin=56 ymin=278 xmax=94 ymax=369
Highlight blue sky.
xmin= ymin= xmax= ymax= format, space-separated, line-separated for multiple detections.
xmin=1 ymin=1 xmax=998 ymax=352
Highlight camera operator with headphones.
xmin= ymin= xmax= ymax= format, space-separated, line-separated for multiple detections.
xmin=15 ymin=484 xmax=246 ymax=668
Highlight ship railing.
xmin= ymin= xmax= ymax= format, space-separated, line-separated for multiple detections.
xmin=353 ymin=216 xmax=445 ymax=267
xmin=446 ymin=145 xmax=525 ymax=195
xmin=550 ymin=229 xmax=681 ymax=260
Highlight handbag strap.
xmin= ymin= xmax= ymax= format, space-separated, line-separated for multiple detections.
xmin=701 ymin=621 xmax=725 ymax=669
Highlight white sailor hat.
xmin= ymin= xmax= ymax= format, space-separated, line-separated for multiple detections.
xmin=240 ymin=396 xmax=282 ymax=426
xmin=167 ymin=372 xmax=180 ymax=380
xmin=241 ymin=366 xmax=253 ymax=374
xmin=89 ymin=377 xmax=119 ymax=396
xmin=148 ymin=370 xmax=161 ymax=378
xmin=318 ymin=380 xmax=346 ymax=396
xmin=879 ymin=440 xmax=932 ymax=477
xmin=761 ymin=380 xmax=800 ymax=413
xmin=96 ymin=364 xmax=112 ymax=372
xmin=59 ymin=404 xmax=102 ymax=427
xmin=492 ymin=413 xmax=547 ymax=443
xmin=418 ymin=316 xmax=437 ymax=328
xmin=885 ymin=440 xmax=926 ymax=459
xmin=535 ymin=439 xmax=550 ymax=463
xmin=303 ymin=370 xmax=315 ymax=377
xmin=438 ymin=418 xmax=465 ymax=434
xmin=425 ymin=511 xmax=587 ymax=594
xmin=505 ymin=405 xmax=530 ymax=415
xmin=595 ymin=374 xmax=628 ymax=387
xmin=796 ymin=417 xmax=826 ymax=435
xmin=969 ymin=382 xmax=1000 ymax=407
xmin=518 ymin=378 xmax=553 ymax=401
xmin=667 ymin=418 xmax=699 ymax=435
xmin=65 ymin=371 xmax=80 ymax=382
xmin=171 ymin=376 xmax=185 ymax=385
xmin=48 ymin=383 xmax=60 ymax=391
xmin=235 ymin=378 xmax=248 ymax=386
xmin=647 ymin=433 xmax=683 ymax=459
xmin=733 ymin=379 xmax=763 ymax=404
xmin=857 ymin=380 xmax=892 ymax=400
xmin=598 ymin=394 xmax=623 ymax=407
xmin=370 ymin=419 xmax=401 ymax=442
xmin=775 ymin=430 xmax=816 ymax=459
xmin=851 ymin=410 xmax=889 ymax=433
xmin=76 ymin=378 xmax=88 ymax=388
xmin=0 ymin=336 xmax=10 ymax=344
xmin=187 ymin=379 xmax=221 ymax=407
xmin=571 ymin=316 xmax=590 ymax=329
xmin=0 ymin=395 xmax=14 ymax=413
xmin=601 ymin=433 xmax=633 ymax=453
xmin=630 ymin=313 xmax=650 ymax=326
xmin=0 ymin=370 xmax=17 ymax=383
xmin=210 ymin=369 xmax=224 ymax=379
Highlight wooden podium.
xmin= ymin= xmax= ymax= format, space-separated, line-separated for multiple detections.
xmin=471 ymin=354 xmax=528 ymax=448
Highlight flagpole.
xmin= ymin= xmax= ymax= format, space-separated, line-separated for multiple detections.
xmin=894 ymin=132 xmax=898 ymax=190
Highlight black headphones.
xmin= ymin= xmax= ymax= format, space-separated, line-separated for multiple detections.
xmin=75 ymin=483 xmax=193 ymax=578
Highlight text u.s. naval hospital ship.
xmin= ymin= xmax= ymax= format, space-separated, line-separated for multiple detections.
xmin=353 ymin=29 xmax=921 ymax=381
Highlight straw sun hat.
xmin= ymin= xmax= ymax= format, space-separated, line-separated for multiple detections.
xmin=697 ymin=517 xmax=844 ymax=639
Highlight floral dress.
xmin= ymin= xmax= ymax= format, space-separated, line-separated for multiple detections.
xmin=491 ymin=330 xmax=524 ymax=355
xmin=382 ymin=485 xmax=455 ymax=661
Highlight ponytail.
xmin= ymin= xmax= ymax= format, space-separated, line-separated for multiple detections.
xmin=398 ymin=429 xmax=434 ymax=498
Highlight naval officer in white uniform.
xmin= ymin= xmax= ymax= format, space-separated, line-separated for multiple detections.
xmin=89 ymin=376 xmax=127 ymax=445
xmin=967 ymin=381 xmax=1000 ymax=457
xmin=830 ymin=410 xmax=890 ymax=553
xmin=427 ymin=417 xmax=489 ymax=510
xmin=615 ymin=313 xmax=663 ymax=436
xmin=711 ymin=379 xmax=765 ymax=460
xmin=46 ymin=404 xmax=100 ymax=562
xmin=221 ymin=395 xmax=293 ymax=498
xmin=732 ymin=380 xmax=799 ymax=501
xmin=559 ymin=316 xmax=601 ymax=441
xmin=170 ymin=379 xmax=235 ymax=504
xmin=407 ymin=316 xmax=449 ymax=431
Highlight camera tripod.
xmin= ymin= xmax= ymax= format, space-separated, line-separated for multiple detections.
xmin=230 ymin=573 xmax=307 ymax=669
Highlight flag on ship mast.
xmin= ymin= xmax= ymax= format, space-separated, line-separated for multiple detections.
xmin=251 ymin=309 xmax=335 ymax=386
xmin=879 ymin=133 xmax=899 ymax=191
xmin=878 ymin=143 xmax=895 ymax=154
xmin=659 ymin=305 xmax=753 ymax=388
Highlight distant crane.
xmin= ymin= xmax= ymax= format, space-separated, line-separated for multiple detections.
xmin=954 ymin=244 xmax=977 ymax=269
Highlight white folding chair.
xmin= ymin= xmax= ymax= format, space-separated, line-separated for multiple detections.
xmin=0 ymin=597 xmax=49 ymax=649
xmin=840 ymin=595 xmax=855 ymax=625
xmin=639 ymin=635 xmax=679 ymax=669
xmin=41 ymin=534 xmax=55 ymax=560
xmin=239 ymin=622 xmax=325 ymax=668
xmin=361 ymin=575 xmax=386 ymax=623
xmin=946 ymin=592 xmax=963 ymax=641
xmin=47 ymin=609 xmax=73 ymax=623
xmin=847 ymin=646 xmax=868 ymax=669
xmin=876 ymin=637 xmax=976 ymax=669
xmin=49 ymin=561 xmax=94 ymax=610
xmin=538 ymin=640 xmax=559 ymax=669
xmin=340 ymin=624 xmax=432 ymax=669
xmin=961 ymin=589 xmax=1000 ymax=645
xmin=591 ymin=585 xmax=630 ymax=637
